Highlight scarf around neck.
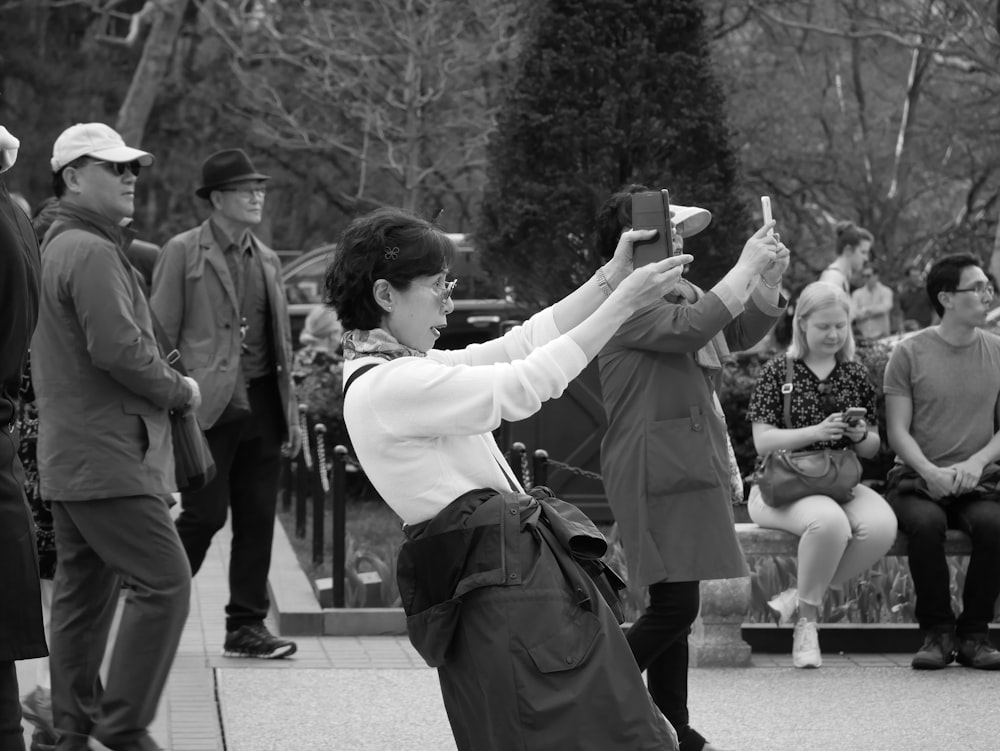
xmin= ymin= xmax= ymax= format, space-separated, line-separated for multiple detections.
xmin=342 ymin=327 xmax=426 ymax=361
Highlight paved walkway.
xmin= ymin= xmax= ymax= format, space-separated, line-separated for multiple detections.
xmin=20 ymin=522 xmax=1000 ymax=751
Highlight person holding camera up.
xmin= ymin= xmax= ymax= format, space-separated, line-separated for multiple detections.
xmin=595 ymin=185 xmax=787 ymax=751
xmin=745 ymin=282 xmax=896 ymax=668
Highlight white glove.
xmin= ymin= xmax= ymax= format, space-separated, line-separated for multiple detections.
xmin=183 ymin=376 xmax=202 ymax=412
xmin=0 ymin=126 xmax=19 ymax=174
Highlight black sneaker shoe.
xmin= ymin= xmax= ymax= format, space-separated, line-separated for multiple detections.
xmin=911 ymin=630 xmax=956 ymax=670
xmin=223 ymin=623 xmax=297 ymax=659
xmin=956 ymin=634 xmax=1000 ymax=670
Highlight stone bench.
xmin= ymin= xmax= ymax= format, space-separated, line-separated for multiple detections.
xmin=691 ymin=523 xmax=973 ymax=667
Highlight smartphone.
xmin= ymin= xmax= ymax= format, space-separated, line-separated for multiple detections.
xmin=761 ymin=196 xmax=774 ymax=235
xmin=843 ymin=407 xmax=866 ymax=426
xmin=631 ymin=190 xmax=672 ymax=267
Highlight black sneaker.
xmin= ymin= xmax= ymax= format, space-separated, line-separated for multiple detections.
xmin=911 ymin=630 xmax=956 ymax=670
xmin=223 ymin=623 xmax=297 ymax=659
xmin=956 ymin=634 xmax=1000 ymax=670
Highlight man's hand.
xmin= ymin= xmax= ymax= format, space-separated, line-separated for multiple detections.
xmin=282 ymin=424 xmax=302 ymax=458
xmin=922 ymin=465 xmax=958 ymax=501
xmin=183 ymin=376 xmax=201 ymax=413
xmin=946 ymin=457 xmax=987 ymax=495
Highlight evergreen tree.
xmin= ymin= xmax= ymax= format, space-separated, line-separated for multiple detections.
xmin=479 ymin=0 xmax=749 ymax=304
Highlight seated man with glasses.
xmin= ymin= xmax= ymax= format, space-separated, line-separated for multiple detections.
xmin=884 ymin=253 xmax=1000 ymax=671
xmin=151 ymin=148 xmax=301 ymax=659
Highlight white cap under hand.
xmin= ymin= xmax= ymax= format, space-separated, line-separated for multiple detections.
xmin=0 ymin=126 xmax=19 ymax=174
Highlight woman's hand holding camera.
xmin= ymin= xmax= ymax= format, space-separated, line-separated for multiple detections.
xmin=609 ymin=229 xmax=691 ymax=312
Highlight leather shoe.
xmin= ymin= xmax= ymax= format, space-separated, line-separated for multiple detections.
xmin=956 ymin=634 xmax=1000 ymax=670
xmin=911 ymin=630 xmax=955 ymax=670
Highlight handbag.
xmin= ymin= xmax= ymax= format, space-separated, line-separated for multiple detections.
xmin=148 ymin=309 xmax=217 ymax=493
xmin=757 ymin=356 xmax=861 ymax=508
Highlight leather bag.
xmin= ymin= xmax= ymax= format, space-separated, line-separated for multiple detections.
xmin=757 ymin=356 xmax=862 ymax=508
xmin=148 ymin=308 xmax=217 ymax=493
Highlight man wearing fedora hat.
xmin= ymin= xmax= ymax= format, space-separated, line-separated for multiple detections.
xmin=593 ymin=185 xmax=789 ymax=751
xmin=151 ymin=148 xmax=300 ymax=659
xmin=32 ymin=122 xmax=201 ymax=751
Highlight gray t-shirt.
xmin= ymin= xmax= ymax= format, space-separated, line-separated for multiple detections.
xmin=883 ymin=327 xmax=1000 ymax=466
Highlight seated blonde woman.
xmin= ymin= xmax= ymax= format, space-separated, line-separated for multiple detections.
xmin=746 ymin=282 xmax=897 ymax=668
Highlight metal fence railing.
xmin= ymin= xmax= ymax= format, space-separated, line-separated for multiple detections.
xmin=280 ymin=414 xmax=595 ymax=609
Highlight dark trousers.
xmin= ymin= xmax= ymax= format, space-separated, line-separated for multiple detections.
xmin=50 ymin=496 xmax=190 ymax=751
xmin=176 ymin=376 xmax=284 ymax=632
xmin=0 ymin=662 xmax=23 ymax=751
xmin=626 ymin=580 xmax=702 ymax=751
xmin=887 ymin=489 xmax=1000 ymax=635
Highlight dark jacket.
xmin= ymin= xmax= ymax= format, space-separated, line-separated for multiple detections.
xmin=397 ymin=487 xmax=677 ymax=751
xmin=32 ymin=205 xmax=191 ymax=500
xmin=599 ymin=283 xmax=783 ymax=585
xmin=0 ymin=180 xmax=47 ymax=660
xmin=151 ymin=220 xmax=294 ymax=434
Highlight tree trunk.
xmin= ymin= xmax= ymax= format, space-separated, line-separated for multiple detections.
xmin=116 ymin=0 xmax=190 ymax=147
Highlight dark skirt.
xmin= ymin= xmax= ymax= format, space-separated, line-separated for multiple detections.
xmin=435 ymin=501 xmax=677 ymax=751
xmin=0 ymin=419 xmax=47 ymax=662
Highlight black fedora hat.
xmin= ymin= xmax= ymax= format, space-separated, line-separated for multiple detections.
xmin=195 ymin=148 xmax=270 ymax=199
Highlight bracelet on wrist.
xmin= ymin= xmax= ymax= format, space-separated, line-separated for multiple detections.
xmin=850 ymin=432 xmax=868 ymax=445
xmin=595 ymin=267 xmax=613 ymax=298
xmin=759 ymin=275 xmax=780 ymax=290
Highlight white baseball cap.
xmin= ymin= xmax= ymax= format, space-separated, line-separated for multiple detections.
xmin=51 ymin=122 xmax=154 ymax=172
xmin=670 ymin=204 xmax=712 ymax=238
xmin=0 ymin=126 xmax=19 ymax=174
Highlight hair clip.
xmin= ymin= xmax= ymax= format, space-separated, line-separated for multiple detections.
xmin=384 ymin=246 xmax=399 ymax=261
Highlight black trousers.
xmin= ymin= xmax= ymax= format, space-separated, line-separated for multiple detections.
xmin=175 ymin=375 xmax=284 ymax=632
xmin=0 ymin=662 xmax=23 ymax=751
xmin=625 ymin=580 xmax=703 ymax=751
xmin=887 ymin=486 xmax=1000 ymax=636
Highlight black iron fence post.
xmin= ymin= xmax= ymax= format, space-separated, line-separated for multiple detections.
xmin=332 ymin=444 xmax=348 ymax=608
xmin=310 ymin=421 xmax=328 ymax=566
xmin=532 ymin=449 xmax=549 ymax=488
xmin=294 ymin=404 xmax=309 ymax=538
xmin=508 ymin=442 xmax=526 ymax=486
xmin=280 ymin=453 xmax=293 ymax=512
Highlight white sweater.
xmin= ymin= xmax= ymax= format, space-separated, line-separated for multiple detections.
xmin=342 ymin=308 xmax=587 ymax=524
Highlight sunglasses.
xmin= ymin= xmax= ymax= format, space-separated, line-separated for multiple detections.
xmin=87 ymin=159 xmax=142 ymax=178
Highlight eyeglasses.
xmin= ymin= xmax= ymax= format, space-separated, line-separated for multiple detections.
xmin=87 ymin=159 xmax=142 ymax=178
xmin=220 ymin=186 xmax=267 ymax=199
xmin=951 ymin=283 xmax=995 ymax=299
xmin=417 ymin=278 xmax=458 ymax=301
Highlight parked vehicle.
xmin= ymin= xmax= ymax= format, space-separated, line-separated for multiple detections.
xmin=281 ymin=238 xmax=527 ymax=350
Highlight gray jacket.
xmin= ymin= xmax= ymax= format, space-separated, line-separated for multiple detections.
xmin=32 ymin=204 xmax=190 ymax=500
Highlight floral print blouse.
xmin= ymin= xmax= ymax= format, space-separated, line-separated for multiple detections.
xmin=747 ymin=355 xmax=877 ymax=453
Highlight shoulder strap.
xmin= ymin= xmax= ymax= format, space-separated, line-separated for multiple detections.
xmin=343 ymin=362 xmax=380 ymax=397
xmin=781 ymin=355 xmax=795 ymax=429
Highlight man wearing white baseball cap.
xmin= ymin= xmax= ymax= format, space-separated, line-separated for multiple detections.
xmin=32 ymin=123 xmax=198 ymax=751
xmin=593 ymin=184 xmax=789 ymax=751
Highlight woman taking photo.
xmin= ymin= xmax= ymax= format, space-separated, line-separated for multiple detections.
xmin=746 ymin=282 xmax=897 ymax=668
xmin=324 ymin=207 xmax=692 ymax=750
